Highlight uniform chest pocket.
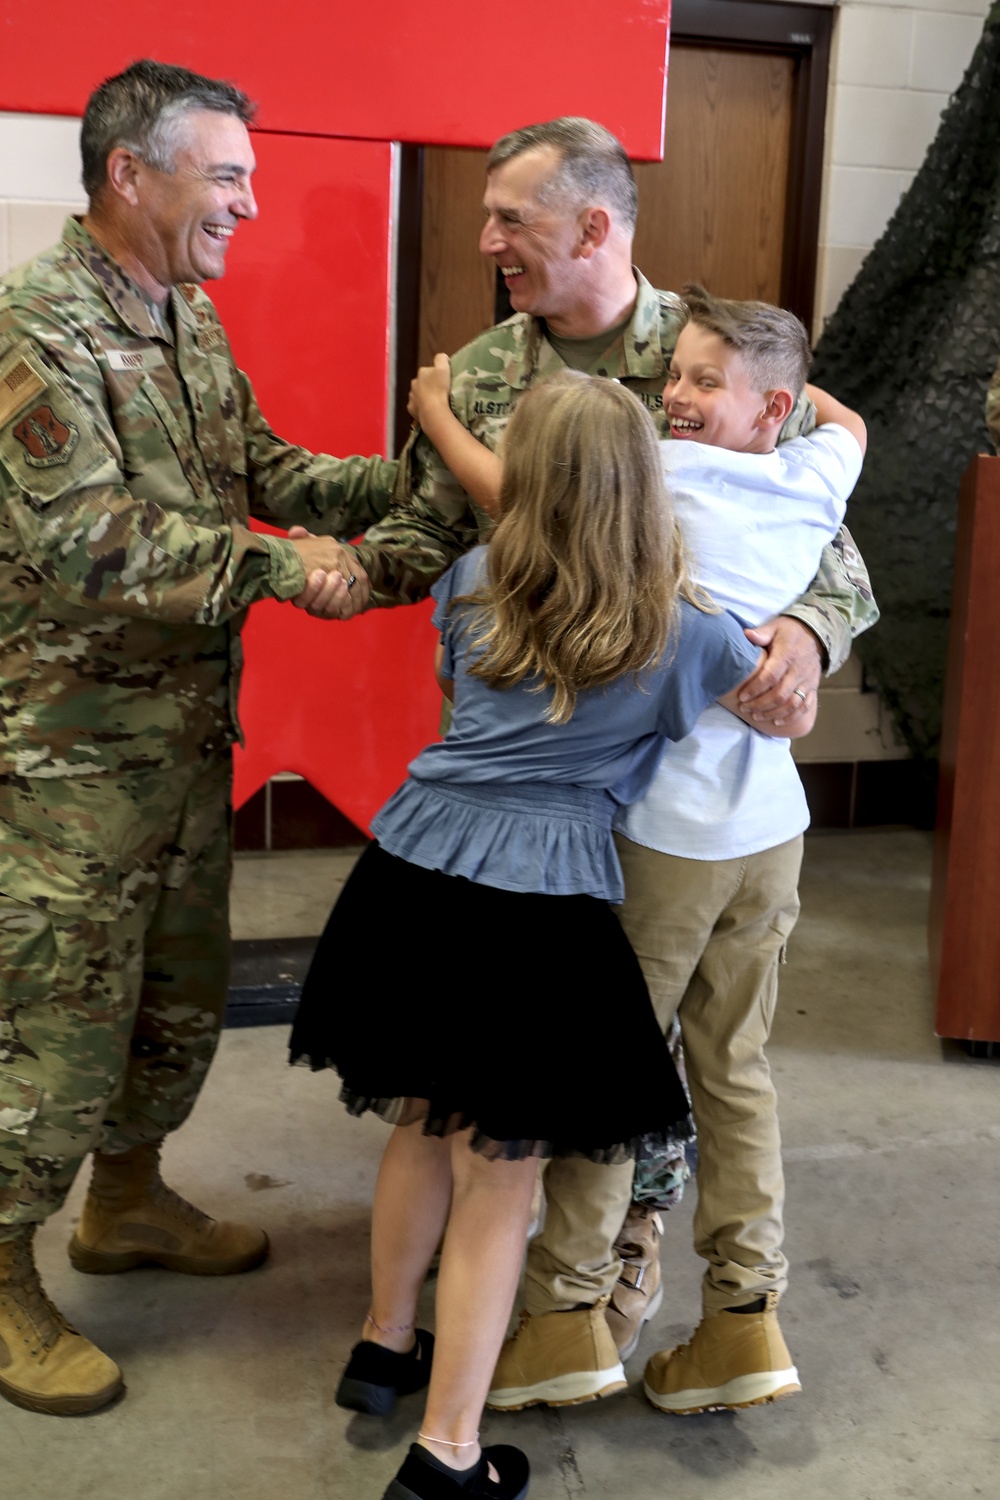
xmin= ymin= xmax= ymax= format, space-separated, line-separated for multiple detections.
xmin=104 ymin=365 xmax=211 ymax=518
xmin=195 ymin=346 xmax=247 ymax=478
xmin=104 ymin=364 xmax=187 ymax=476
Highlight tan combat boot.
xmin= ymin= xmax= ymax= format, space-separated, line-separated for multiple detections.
xmin=486 ymin=1296 xmax=627 ymax=1410
xmin=0 ymin=1229 xmax=123 ymax=1415
xmin=604 ymin=1204 xmax=664 ymax=1360
xmin=643 ymin=1292 xmax=800 ymax=1414
xmin=68 ymin=1143 xmax=268 ymax=1276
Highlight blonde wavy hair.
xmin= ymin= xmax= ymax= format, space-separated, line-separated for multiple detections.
xmin=455 ymin=373 xmax=698 ymax=723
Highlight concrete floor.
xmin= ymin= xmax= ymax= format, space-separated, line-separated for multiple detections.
xmin=9 ymin=830 xmax=999 ymax=1500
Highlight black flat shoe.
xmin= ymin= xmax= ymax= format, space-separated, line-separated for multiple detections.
xmin=383 ymin=1441 xmax=530 ymax=1499
xmin=335 ymin=1329 xmax=434 ymax=1415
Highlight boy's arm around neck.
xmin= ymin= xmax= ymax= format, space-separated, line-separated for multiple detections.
xmin=738 ymin=380 xmax=874 ymax=715
xmin=777 ymin=386 xmax=815 ymax=443
xmin=804 ymin=383 xmax=867 ymax=455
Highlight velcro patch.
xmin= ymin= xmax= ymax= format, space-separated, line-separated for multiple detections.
xmin=0 ymin=352 xmax=46 ymax=428
xmin=13 ymin=404 xmax=79 ymax=466
xmin=103 ymin=347 xmax=166 ymax=373
xmin=0 ymin=344 xmax=111 ymax=504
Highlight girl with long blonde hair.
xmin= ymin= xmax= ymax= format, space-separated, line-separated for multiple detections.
xmin=291 ymin=374 xmax=770 ymax=1500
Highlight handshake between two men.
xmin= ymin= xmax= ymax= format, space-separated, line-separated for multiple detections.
xmin=288 ymin=526 xmax=372 ymax=619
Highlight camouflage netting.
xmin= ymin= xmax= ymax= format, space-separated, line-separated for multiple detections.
xmin=810 ymin=1 xmax=1000 ymax=761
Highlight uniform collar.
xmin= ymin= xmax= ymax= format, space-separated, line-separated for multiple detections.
xmin=63 ymin=216 xmax=193 ymax=345
xmin=520 ymin=269 xmax=681 ymax=382
xmin=603 ymin=270 xmax=681 ymax=378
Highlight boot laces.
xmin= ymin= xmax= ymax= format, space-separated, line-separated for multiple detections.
xmin=1 ymin=1240 xmax=73 ymax=1356
xmin=147 ymin=1176 xmax=213 ymax=1230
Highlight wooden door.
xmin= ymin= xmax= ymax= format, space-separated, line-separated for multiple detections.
xmin=417 ymin=42 xmax=804 ymax=369
xmin=417 ymin=147 xmax=496 ymax=370
xmin=632 ymin=44 xmax=795 ymax=305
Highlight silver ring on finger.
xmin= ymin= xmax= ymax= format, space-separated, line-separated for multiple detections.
xmin=346 ymin=574 xmax=357 ymax=592
xmin=794 ymin=687 xmax=807 ymax=703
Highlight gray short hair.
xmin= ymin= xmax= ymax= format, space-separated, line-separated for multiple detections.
xmin=81 ymin=59 xmax=255 ymax=200
xmin=680 ymin=283 xmax=812 ymax=398
xmin=487 ymin=117 xmax=638 ymax=232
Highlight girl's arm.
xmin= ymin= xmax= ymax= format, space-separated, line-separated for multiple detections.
xmin=408 ymin=354 xmax=503 ymax=518
xmin=433 ymin=640 xmax=455 ymax=701
xmin=804 ymin=383 xmax=867 ymax=455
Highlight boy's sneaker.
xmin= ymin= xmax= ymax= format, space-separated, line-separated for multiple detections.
xmin=486 ymin=1297 xmax=626 ymax=1410
xmin=604 ymin=1205 xmax=664 ymax=1360
xmin=643 ymin=1297 xmax=800 ymax=1414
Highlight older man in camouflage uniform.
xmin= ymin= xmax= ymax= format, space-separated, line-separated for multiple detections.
xmin=0 ymin=60 xmax=396 ymax=1415
xmin=322 ymin=119 xmax=878 ymax=1415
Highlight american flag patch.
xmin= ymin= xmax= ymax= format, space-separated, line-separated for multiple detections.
xmin=0 ymin=353 xmax=46 ymax=427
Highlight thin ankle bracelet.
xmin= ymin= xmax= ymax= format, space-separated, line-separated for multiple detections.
xmin=366 ymin=1312 xmax=414 ymax=1335
xmin=418 ymin=1431 xmax=479 ymax=1449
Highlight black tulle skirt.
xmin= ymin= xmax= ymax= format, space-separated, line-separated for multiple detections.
xmin=289 ymin=843 xmax=691 ymax=1162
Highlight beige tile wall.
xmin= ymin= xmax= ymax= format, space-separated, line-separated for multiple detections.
xmin=792 ymin=655 xmax=909 ymax=763
xmin=0 ymin=113 xmax=86 ymax=277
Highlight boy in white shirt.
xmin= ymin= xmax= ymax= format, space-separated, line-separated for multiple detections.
xmin=409 ymin=286 xmax=867 ymax=1418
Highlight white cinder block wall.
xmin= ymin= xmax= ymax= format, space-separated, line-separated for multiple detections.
xmin=0 ymin=113 xmax=86 ymax=275
xmin=0 ymin=2 xmax=991 ymax=773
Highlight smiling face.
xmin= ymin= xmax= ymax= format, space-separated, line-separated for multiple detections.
xmin=129 ymin=109 xmax=257 ymax=300
xmin=479 ymin=145 xmax=591 ymax=331
xmin=664 ymin=321 xmax=776 ymax=454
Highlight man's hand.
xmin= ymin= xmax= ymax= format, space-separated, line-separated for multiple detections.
xmin=287 ymin=527 xmax=371 ymax=618
xmin=739 ymin=615 xmax=824 ymax=725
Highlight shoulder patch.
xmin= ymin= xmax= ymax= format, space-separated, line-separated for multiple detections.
xmin=0 ymin=343 xmax=112 ymax=506
xmin=0 ymin=347 xmax=47 ymax=428
xmin=12 ymin=405 xmax=79 ymax=466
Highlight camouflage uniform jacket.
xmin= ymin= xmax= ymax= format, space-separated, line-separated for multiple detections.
xmin=0 ymin=217 xmax=396 ymax=783
xmin=354 ymin=271 xmax=878 ymax=670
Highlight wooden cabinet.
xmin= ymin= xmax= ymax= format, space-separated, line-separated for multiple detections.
xmin=929 ymin=455 xmax=1000 ymax=1045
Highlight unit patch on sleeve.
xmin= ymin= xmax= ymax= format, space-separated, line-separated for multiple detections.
xmin=12 ymin=405 xmax=80 ymax=466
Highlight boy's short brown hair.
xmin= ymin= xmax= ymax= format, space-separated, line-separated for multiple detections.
xmin=680 ymin=283 xmax=812 ymax=399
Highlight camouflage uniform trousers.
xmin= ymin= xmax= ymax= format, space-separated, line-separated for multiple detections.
xmin=0 ymin=753 xmax=232 ymax=1238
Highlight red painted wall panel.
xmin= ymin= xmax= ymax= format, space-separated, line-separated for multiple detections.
xmin=0 ymin=0 xmax=670 ymax=159
xmin=212 ymin=134 xmax=392 ymax=457
xmin=207 ymin=134 xmax=440 ymax=828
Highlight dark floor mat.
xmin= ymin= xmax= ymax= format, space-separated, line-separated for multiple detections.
xmin=226 ymin=936 xmax=316 ymax=1027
